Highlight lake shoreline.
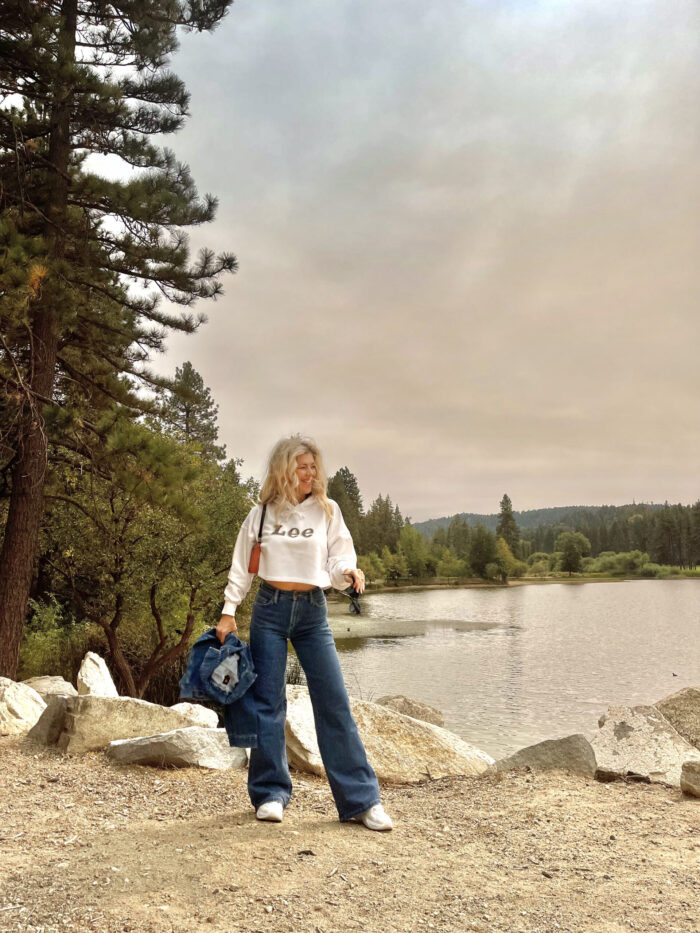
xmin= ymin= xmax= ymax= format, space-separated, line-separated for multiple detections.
xmin=326 ymin=574 xmax=692 ymax=641
xmin=333 ymin=573 xmax=693 ymax=600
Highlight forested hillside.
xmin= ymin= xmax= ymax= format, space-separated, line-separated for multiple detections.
xmin=414 ymin=504 xmax=665 ymax=538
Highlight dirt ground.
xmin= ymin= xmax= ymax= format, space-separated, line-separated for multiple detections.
xmin=0 ymin=736 xmax=698 ymax=933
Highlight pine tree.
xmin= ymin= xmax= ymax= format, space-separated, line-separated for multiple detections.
xmin=327 ymin=466 xmax=363 ymax=544
xmin=496 ymin=494 xmax=520 ymax=554
xmin=690 ymin=501 xmax=700 ymax=568
xmin=651 ymin=508 xmax=678 ymax=566
xmin=360 ymin=495 xmax=404 ymax=554
xmin=161 ymin=361 xmax=226 ymax=461
xmin=558 ymin=535 xmax=582 ymax=576
xmin=0 ymin=0 xmax=236 ymax=676
xmin=469 ymin=525 xmax=497 ymax=578
xmin=447 ymin=516 xmax=471 ymax=560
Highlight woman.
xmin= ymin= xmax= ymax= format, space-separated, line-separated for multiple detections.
xmin=216 ymin=436 xmax=392 ymax=831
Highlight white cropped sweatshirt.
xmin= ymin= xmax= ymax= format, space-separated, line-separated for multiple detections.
xmin=221 ymin=497 xmax=357 ymax=616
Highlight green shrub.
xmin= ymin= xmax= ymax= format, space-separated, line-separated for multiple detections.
xmin=18 ymin=598 xmax=93 ymax=683
xmin=436 ymin=554 xmax=469 ymax=577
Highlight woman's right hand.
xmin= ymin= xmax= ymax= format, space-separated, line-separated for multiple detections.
xmin=216 ymin=613 xmax=238 ymax=644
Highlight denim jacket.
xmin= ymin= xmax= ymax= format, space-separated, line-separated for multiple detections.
xmin=179 ymin=629 xmax=258 ymax=748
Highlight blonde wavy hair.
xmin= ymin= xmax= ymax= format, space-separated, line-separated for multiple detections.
xmin=259 ymin=435 xmax=333 ymax=519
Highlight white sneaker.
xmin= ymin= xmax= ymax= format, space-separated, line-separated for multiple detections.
xmin=357 ymin=804 xmax=393 ymax=831
xmin=256 ymin=800 xmax=284 ymax=822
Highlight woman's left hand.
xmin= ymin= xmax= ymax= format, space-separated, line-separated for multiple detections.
xmin=344 ymin=569 xmax=365 ymax=594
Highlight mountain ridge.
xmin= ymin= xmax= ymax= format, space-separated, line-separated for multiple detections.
xmin=412 ymin=502 xmax=668 ymax=537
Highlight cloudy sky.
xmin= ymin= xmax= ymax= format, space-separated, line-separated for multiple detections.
xmin=156 ymin=0 xmax=700 ymax=521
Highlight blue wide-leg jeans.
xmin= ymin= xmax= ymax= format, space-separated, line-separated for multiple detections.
xmin=247 ymin=581 xmax=381 ymax=821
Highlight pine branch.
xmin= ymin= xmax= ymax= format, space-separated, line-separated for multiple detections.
xmin=44 ymin=493 xmax=109 ymax=534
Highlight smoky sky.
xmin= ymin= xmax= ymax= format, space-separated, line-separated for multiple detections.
xmin=155 ymin=0 xmax=700 ymax=520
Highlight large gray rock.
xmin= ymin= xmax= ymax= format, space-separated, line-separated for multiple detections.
xmin=591 ymin=705 xmax=700 ymax=786
xmin=655 ymin=686 xmax=700 ymax=751
xmin=26 ymin=695 xmax=74 ymax=746
xmin=22 ymin=676 xmax=77 ymax=699
xmin=56 ymin=695 xmax=203 ymax=753
xmin=0 ymin=678 xmax=46 ymax=735
xmin=170 ymin=702 xmax=219 ymax=729
xmin=285 ymin=685 xmax=493 ymax=783
xmin=376 ymin=695 xmax=444 ymax=727
xmin=77 ymin=652 xmax=118 ymax=698
xmin=107 ymin=727 xmax=246 ymax=770
xmin=680 ymin=761 xmax=700 ymax=798
xmin=492 ymin=734 xmax=596 ymax=777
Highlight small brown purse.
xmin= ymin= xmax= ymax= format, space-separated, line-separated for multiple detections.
xmin=247 ymin=504 xmax=267 ymax=574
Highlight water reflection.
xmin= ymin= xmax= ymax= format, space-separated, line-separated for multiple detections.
xmin=335 ymin=580 xmax=700 ymax=759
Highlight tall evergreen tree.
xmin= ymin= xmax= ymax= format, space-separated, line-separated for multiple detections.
xmin=360 ymin=494 xmax=404 ymax=554
xmin=327 ymin=466 xmax=363 ymax=544
xmin=496 ymin=494 xmax=520 ymax=554
xmin=651 ymin=508 xmax=678 ymax=566
xmin=161 ymin=361 xmax=226 ymax=461
xmin=0 ymin=0 xmax=236 ymax=676
xmin=447 ymin=516 xmax=471 ymax=560
xmin=469 ymin=525 xmax=497 ymax=578
xmin=690 ymin=501 xmax=700 ymax=568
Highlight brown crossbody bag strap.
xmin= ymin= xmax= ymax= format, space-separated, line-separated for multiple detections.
xmin=247 ymin=504 xmax=267 ymax=574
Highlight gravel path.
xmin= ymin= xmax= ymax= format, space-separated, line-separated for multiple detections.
xmin=0 ymin=736 xmax=698 ymax=932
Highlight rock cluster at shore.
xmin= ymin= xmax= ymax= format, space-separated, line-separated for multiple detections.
xmin=490 ymin=688 xmax=700 ymax=796
xmin=2 ymin=651 xmax=699 ymax=796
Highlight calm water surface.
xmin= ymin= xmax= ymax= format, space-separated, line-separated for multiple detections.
xmin=331 ymin=580 xmax=700 ymax=759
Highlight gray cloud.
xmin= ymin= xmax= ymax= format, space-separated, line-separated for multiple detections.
xmin=158 ymin=0 xmax=700 ymax=519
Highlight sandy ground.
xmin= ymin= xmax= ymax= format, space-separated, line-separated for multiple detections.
xmin=1 ymin=736 xmax=698 ymax=933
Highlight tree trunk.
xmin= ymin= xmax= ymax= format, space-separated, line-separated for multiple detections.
xmin=102 ymin=623 xmax=138 ymax=698
xmin=0 ymin=309 xmax=59 ymax=676
xmin=0 ymin=0 xmax=77 ymax=678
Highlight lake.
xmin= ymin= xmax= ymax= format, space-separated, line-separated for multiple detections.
xmin=329 ymin=580 xmax=700 ymax=759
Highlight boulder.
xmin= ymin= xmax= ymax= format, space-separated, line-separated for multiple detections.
xmin=22 ymin=676 xmax=78 ymax=699
xmin=285 ymin=685 xmax=493 ymax=783
xmin=0 ymin=678 xmax=46 ymax=735
xmin=56 ymin=695 xmax=204 ymax=753
xmin=492 ymin=734 xmax=596 ymax=777
xmin=680 ymin=761 xmax=700 ymax=798
xmin=106 ymin=727 xmax=246 ymax=770
xmin=655 ymin=686 xmax=700 ymax=751
xmin=376 ymin=695 xmax=444 ymax=727
xmin=77 ymin=652 xmax=118 ymax=698
xmin=169 ymin=703 xmax=219 ymax=729
xmin=591 ymin=705 xmax=700 ymax=786
xmin=26 ymin=695 xmax=74 ymax=746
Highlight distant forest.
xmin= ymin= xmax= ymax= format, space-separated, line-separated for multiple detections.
xmin=414 ymin=503 xmax=666 ymax=537
xmin=326 ymin=465 xmax=700 ymax=580
xmin=412 ymin=501 xmax=698 ymax=566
